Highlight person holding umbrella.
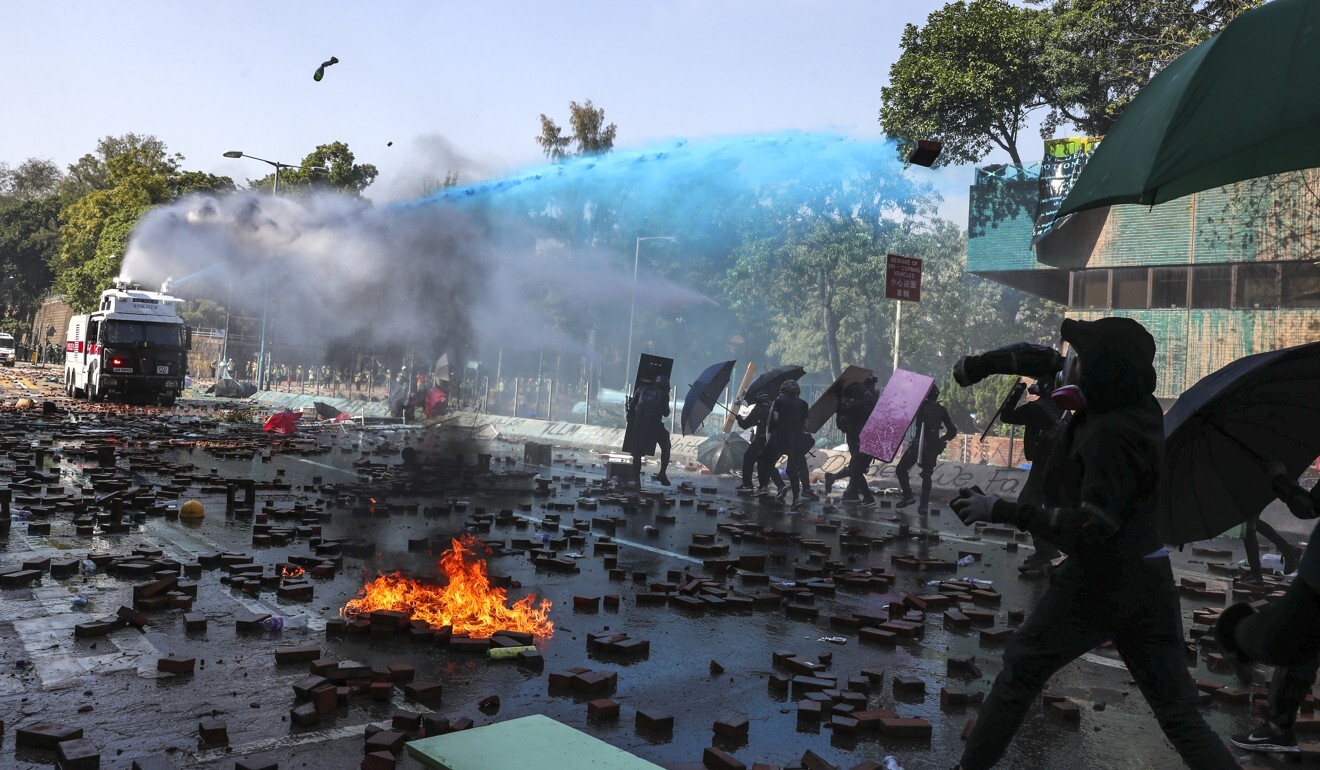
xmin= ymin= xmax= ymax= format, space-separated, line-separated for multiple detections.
xmin=1218 ymin=464 xmax=1320 ymax=755
xmin=949 ymin=317 xmax=1238 ymax=770
xmin=734 ymin=392 xmax=773 ymax=491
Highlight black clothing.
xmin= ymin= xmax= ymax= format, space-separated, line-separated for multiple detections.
xmin=623 ymin=382 xmax=671 ymax=485
xmin=963 ymin=557 xmax=1236 ymax=770
xmin=1001 ymin=386 xmax=1064 ymax=559
xmin=961 ymin=317 xmax=1235 ymax=770
xmin=897 ymin=397 xmax=956 ymax=510
xmin=760 ymin=395 xmax=810 ymax=499
xmin=837 ymin=385 xmax=877 ymax=501
xmin=736 ymin=401 xmax=773 ymax=487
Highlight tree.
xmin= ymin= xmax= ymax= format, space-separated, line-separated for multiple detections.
xmin=880 ymin=0 xmax=1046 ymax=168
xmin=536 ymin=100 xmax=617 ymax=161
xmin=0 ymin=196 xmax=60 ymax=322
xmin=0 ymin=158 xmax=64 ymax=203
xmin=1033 ymin=0 xmax=1260 ymax=136
xmin=53 ymin=138 xmax=184 ymax=310
xmin=247 ymin=141 xmax=378 ymax=195
xmin=59 ymin=134 xmax=174 ymax=199
xmin=882 ymin=0 xmax=1261 ymax=166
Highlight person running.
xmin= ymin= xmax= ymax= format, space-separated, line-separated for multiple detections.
xmin=760 ymin=380 xmax=810 ymax=509
xmin=826 ymin=376 xmax=878 ymax=507
xmin=624 ymin=376 xmax=672 ymax=487
xmin=1220 ymin=463 xmax=1320 ymax=755
xmin=896 ymin=385 xmax=957 ymax=514
xmin=734 ymin=392 xmax=773 ymax=491
xmin=951 ymin=317 xmax=1238 ymax=770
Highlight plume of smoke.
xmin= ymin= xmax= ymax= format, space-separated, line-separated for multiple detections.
xmin=122 ymin=131 xmax=926 ymax=382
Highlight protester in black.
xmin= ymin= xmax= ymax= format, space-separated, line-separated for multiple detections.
xmin=999 ymin=379 xmax=1064 ymax=570
xmin=827 ymin=377 xmax=878 ymax=506
xmin=950 ymin=317 xmax=1238 ymax=770
xmin=734 ymin=392 xmax=773 ymax=491
xmin=1220 ymin=467 xmax=1320 ymax=754
xmin=896 ymin=386 xmax=957 ymax=513
xmin=759 ymin=380 xmax=810 ymax=508
xmin=624 ymin=376 xmax=672 ymax=487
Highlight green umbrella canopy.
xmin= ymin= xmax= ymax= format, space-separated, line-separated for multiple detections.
xmin=1058 ymin=0 xmax=1320 ymax=217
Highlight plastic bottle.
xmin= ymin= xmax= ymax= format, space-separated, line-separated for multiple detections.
xmin=260 ymin=616 xmax=284 ymax=632
xmin=284 ymin=613 xmax=308 ymax=629
xmin=82 ymin=559 xmax=96 ymax=574
xmin=957 ymin=555 xmax=976 ymax=567
xmin=70 ymin=593 xmax=88 ymax=610
xmin=487 ymin=645 xmax=537 ymax=660
xmin=1261 ymin=553 xmax=1286 ymax=573
xmin=882 ymin=758 xmax=904 ymax=770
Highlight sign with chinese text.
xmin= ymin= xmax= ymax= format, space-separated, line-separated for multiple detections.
xmin=885 ymin=254 xmax=923 ymax=302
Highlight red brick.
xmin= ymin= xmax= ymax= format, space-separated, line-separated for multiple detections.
xmin=587 ymin=699 xmax=620 ymax=720
xmin=56 ymin=737 xmax=99 ymax=770
xmin=879 ymin=717 xmax=932 ymax=739
xmin=156 ymin=656 xmax=195 ymax=674
xmin=703 ymin=747 xmax=747 ymax=770
xmin=274 ymin=644 xmax=320 ymax=664
xmin=361 ymin=750 xmax=396 ymax=770
xmin=403 ymin=681 xmax=442 ymax=703
xmin=636 ymin=710 xmax=674 ymax=733
xmin=713 ymin=717 xmax=749 ymax=739
xmin=290 ymin=702 xmax=319 ymax=727
xmin=16 ymin=722 xmax=83 ymax=749
xmin=198 ymin=719 xmax=228 ymax=744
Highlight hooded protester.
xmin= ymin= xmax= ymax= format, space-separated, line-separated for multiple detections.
xmin=950 ymin=317 xmax=1238 ymax=770
xmin=1218 ymin=467 xmax=1320 ymax=754
xmin=624 ymin=376 xmax=672 ymax=487
xmin=827 ymin=376 xmax=878 ymax=506
xmin=759 ymin=379 xmax=811 ymax=509
xmin=895 ymin=385 xmax=957 ymax=514
xmin=734 ymin=391 xmax=774 ymax=491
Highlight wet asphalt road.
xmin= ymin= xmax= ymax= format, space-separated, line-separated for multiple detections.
xmin=0 ymin=369 xmax=1309 ymax=769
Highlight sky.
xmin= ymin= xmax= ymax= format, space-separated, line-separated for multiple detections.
xmin=0 ymin=0 xmax=1010 ymax=225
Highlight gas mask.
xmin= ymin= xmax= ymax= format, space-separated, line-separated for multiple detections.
xmin=1050 ymin=348 xmax=1086 ymax=411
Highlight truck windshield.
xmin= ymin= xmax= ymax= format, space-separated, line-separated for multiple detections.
xmin=0 ymin=336 xmax=12 ymax=348
xmin=103 ymin=321 xmax=182 ymax=347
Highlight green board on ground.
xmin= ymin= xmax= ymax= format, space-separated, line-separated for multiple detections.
xmin=405 ymin=714 xmax=665 ymax=770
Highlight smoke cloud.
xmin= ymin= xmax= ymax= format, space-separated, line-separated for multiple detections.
xmin=121 ymin=131 xmax=926 ymax=382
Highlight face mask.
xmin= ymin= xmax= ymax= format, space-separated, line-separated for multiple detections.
xmin=1050 ymin=384 xmax=1087 ymax=411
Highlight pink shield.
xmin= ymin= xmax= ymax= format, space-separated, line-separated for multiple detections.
xmin=859 ymin=369 xmax=935 ymax=462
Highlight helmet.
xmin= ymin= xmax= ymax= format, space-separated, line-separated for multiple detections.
xmin=780 ymin=380 xmax=801 ymax=396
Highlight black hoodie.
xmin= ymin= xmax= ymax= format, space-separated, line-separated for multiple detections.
xmin=992 ymin=317 xmax=1165 ymax=576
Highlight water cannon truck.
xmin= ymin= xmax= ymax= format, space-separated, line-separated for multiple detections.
xmin=64 ymin=279 xmax=192 ymax=406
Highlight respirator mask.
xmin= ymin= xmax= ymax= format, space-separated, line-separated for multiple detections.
xmin=1049 ymin=348 xmax=1086 ymax=411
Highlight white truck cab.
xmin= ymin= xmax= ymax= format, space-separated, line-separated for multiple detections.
xmin=65 ymin=280 xmax=191 ymax=405
xmin=0 ymin=334 xmax=15 ymax=366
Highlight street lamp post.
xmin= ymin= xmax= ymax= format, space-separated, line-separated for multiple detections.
xmin=624 ymin=236 xmax=676 ymax=393
xmin=221 ymin=151 xmax=328 ymax=391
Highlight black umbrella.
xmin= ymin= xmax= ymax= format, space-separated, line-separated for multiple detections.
xmin=743 ymin=365 xmax=806 ymax=401
xmin=313 ymin=401 xmax=342 ymax=420
xmin=697 ymin=432 xmax=750 ymax=475
xmin=681 ymin=359 xmax=736 ymax=436
xmin=1161 ymin=341 xmax=1320 ymax=546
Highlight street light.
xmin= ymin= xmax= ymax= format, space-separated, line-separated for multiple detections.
xmin=222 ymin=151 xmax=329 ymax=390
xmin=624 ymin=236 xmax=677 ymax=393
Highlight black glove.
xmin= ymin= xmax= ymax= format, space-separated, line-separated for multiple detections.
xmin=951 ymin=487 xmax=1003 ymax=526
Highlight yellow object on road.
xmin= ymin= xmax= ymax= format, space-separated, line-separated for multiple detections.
xmin=180 ymin=500 xmax=205 ymax=519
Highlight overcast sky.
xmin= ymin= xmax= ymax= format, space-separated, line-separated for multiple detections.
xmin=1 ymin=0 xmax=1022 ymax=224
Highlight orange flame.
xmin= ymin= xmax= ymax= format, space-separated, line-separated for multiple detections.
xmin=341 ymin=533 xmax=553 ymax=638
xmin=281 ymin=565 xmax=305 ymax=578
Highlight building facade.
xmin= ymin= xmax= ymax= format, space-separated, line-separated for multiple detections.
xmin=968 ymin=164 xmax=1320 ymax=400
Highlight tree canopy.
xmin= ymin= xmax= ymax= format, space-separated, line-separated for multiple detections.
xmin=882 ymin=0 xmax=1262 ymax=166
xmin=246 ymin=141 xmax=378 ymax=195
xmin=536 ymin=100 xmax=617 ymax=162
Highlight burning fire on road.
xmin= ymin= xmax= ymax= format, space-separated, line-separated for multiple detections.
xmin=341 ymin=533 xmax=553 ymax=638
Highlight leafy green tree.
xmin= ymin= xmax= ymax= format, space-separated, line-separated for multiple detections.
xmin=0 ymin=196 xmax=60 ymax=321
xmin=59 ymin=134 xmax=174 ymax=200
xmin=536 ymin=100 xmax=617 ymax=161
xmin=53 ymin=137 xmax=208 ymax=309
xmin=247 ymin=141 xmax=378 ymax=196
xmin=0 ymin=158 xmax=64 ymax=203
xmin=880 ymin=0 xmax=1046 ymax=168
